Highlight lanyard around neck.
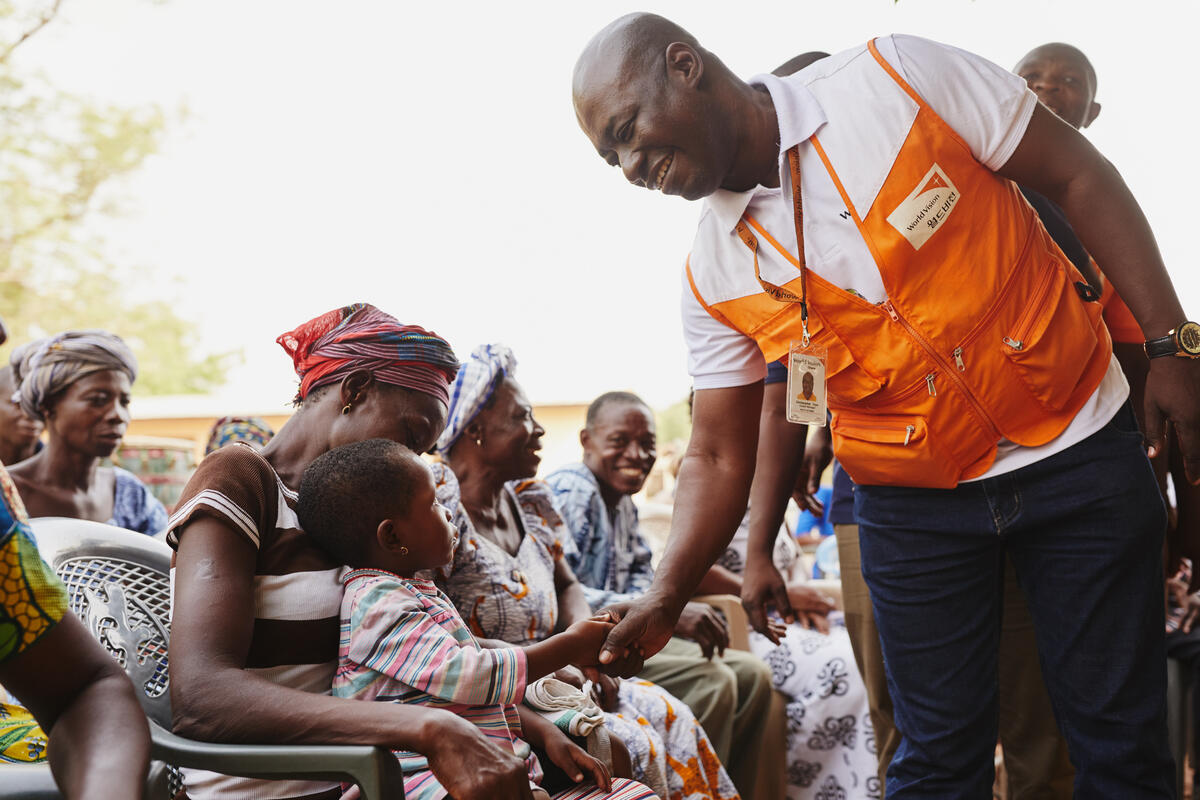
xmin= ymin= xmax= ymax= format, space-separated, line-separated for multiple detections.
xmin=733 ymin=146 xmax=811 ymax=345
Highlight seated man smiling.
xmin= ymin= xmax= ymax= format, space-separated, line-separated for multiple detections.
xmin=546 ymin=392 xmax=784 ymax=800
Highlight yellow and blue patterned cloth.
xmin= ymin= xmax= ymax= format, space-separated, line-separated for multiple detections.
xmin=0 ymin=463 xmax=68 ymax=762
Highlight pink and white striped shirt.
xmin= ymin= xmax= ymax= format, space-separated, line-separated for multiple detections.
xmin=333 ymin=569 xmax=536 ymax=777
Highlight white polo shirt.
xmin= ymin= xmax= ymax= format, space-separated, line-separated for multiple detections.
xmin=683 ymin=34 xmax=1128 ymax=480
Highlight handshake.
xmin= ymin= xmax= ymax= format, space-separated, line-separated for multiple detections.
xmin=521 ymin=610 xmax=644 ymax=683
xmin=558 ymin=614 xmax=622 ymax=667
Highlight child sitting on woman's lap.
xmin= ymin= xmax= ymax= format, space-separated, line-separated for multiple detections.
xmin=299 ymin=439 xmax=655 ymax=800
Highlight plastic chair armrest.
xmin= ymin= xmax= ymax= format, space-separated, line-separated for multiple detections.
xmin=149 ymin=721 xmax=405 ymax=800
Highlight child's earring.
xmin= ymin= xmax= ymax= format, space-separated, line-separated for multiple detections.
xmin=400 ymin=546 xmax=409 ymax=556
xmin=341 ymin=403 xmax=352 ymax=415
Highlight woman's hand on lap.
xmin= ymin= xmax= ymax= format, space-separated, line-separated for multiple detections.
xmin=424 ymin=713 xmax=534 ymax=800
xmin=787 ymin=584 xmax=835 ymax=634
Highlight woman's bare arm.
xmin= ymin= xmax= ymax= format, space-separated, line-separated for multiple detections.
xmin=0 ymin=612 xmax=150 ymax=800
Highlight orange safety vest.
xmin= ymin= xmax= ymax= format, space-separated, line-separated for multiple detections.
xmin=687 ymin=40 xmax=1111 ymax=488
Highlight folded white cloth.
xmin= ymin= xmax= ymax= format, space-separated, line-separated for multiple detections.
xmin=524 ymin=677 xmax=619 ymax=775
xmin=525 ymin=677 xmax=607 ymax=737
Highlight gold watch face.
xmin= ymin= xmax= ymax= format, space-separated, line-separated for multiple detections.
xmin=1178 ymin=321 xmax=1200 ymax=355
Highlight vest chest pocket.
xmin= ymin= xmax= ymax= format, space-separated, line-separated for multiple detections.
xmin=831 ymin=412 xmax=960 ymax=488
xmin=811 ymin=327 xmax=887 ymax=405
xmin=827 ymin=358 xmax=887 ymax=405
xmin=1000 ymin=258 xmax=1103 ymax=412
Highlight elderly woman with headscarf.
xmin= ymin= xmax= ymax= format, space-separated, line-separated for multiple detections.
xmin=431 ymin=344 xmax=738 ymax=800
xmin=7 ymin=330 xmax=167 ymax=535
xmin=166 ymin=304 xmax=540 ymax=800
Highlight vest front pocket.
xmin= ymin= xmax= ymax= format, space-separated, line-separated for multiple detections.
xmin=827 ymin=358 xmax=887 ymax=405
xmin=831 ymin=412 xmax=960 ymax=488
xmin=999 ymin=259 xmax=1103 ymax=412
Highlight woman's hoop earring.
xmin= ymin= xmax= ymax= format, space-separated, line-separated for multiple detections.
xmin=341 ymin=404 xmax=352 ymax=415
xmin=399 ymin=546 xmax=409 ymax=556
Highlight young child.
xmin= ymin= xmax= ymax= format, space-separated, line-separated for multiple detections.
xmin=298 ymin=438 xmax=657 ymax=800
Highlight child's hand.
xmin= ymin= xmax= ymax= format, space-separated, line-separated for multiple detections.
xmin=542 ymin=728 xmax=612 ymax=791
xmin=563 ymin=618 xmax=615 ymax=666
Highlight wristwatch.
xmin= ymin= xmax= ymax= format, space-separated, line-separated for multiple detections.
xmin=1144 ymin=321 xmax=1200 ymax=359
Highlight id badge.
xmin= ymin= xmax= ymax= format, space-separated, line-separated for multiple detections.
xmin=786 ymin=340 xmax=827 ymax=427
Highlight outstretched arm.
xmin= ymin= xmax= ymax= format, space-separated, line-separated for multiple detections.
xmin=997 ymin=103 xmax=1200 ymax=479
xmin=0 ymin=612 xmax=151 ymax=800
xmin=599 ymin=381 xmax=762 ymax=669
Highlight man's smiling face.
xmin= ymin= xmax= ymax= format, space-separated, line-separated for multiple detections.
xmin=573 ymin=44 xmax=734 ymax=201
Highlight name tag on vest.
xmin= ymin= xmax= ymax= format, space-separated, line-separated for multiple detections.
xmin=886 ymin=164 xmax=960 ymax=250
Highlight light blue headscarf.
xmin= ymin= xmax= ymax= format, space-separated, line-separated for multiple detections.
xmin=435 ymin=343 xmax=516 ymax=453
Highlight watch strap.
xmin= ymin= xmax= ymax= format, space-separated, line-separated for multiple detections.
xmin=1145 ymin=335 xmax=1178 ymax=359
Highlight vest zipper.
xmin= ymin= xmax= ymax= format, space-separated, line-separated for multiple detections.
xmin=904 ymin=424 xmax=915 ymax=446
xmin=882 ymin=300 xmax=1000 ymax=437
xmin=953 ymin=347 xmax=965 ymax=371
xmin=1004 ymin=263 xmax=1058 ymax=351
xmin=926 ymin=373 xmax=937 ymax=396
xmin=927 ymin=219 xmax=1042 ymax=363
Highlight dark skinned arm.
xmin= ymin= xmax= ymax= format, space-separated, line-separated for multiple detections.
xmin=599 ymin=382 xmax=763 ymax=669
xmin=171 ymin=517 xmax=533 ymax=800
xmin=694 ymin=563 xmax=743 ymax=595
xmin=740 ymin=380 xmax=808 ymax=641
xmin=0 ymin=612 xmax=150 ymax=799
xmin=996 ymin=103 xmax=1200 ymax=481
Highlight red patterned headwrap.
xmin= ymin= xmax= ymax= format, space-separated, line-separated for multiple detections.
xmin=276 ymin=303 xmax=459 ymax=405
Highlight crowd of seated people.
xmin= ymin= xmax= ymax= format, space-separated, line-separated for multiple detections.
xmin=1 ymin=36 xmax=1195 ymax=800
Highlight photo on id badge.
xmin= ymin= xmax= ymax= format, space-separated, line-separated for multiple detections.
xmin=787 ymin=345 xmax=827 ymax=426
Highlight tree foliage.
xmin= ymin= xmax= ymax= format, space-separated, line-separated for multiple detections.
xmin=0 ymin=0 xmax=236 ymax=394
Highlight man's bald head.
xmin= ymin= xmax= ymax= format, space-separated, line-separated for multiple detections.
xmin=572 ymin=13 xmax=779 ymax=201
xmin=1014 ymin=42 xmax=1100 ymax=130
xmin=572 ymin=13 xmax=701 ymax=103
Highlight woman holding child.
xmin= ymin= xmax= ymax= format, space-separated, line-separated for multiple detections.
xmin=167 ymin=305 xmax=546 ymax=800
xmin=432 ymin=344 xmax=739 ymax=800
xmin=167 ymin=304 xmax=657 ymax=800
xmin=296 ymin=438 xmax=656 ymax=800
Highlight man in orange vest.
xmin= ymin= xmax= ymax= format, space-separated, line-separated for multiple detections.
xmin=573 ymin=13 xmax=1198 ymax=797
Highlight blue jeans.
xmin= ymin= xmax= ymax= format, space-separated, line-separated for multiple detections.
xmin=855 ymin=403 xmax=1173 ymax=798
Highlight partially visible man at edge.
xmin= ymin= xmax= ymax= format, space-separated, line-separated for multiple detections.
xmin=572 ymin=13 xmax=1197 ymax=798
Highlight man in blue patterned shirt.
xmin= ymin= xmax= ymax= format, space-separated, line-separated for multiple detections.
xmin=547 ymin=391 xmax=785 ymax=800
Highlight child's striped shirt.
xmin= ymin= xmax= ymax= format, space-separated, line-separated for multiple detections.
xmin=333 ymin=568 xmax=537 ymax=779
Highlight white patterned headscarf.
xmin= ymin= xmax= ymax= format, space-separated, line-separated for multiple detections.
xmin=10 ymin=331 xmax=138 ymax=421
xmin=435 ymin=343 xmax=516 ymax=453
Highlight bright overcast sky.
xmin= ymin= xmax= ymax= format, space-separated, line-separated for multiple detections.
xmin=15 ymin=0 xmax=1200 ymax=408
